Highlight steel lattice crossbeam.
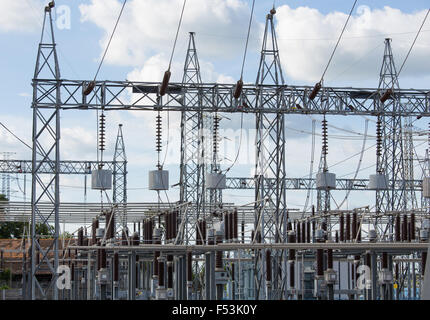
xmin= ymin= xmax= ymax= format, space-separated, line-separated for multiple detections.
xmin=0 ymin=159 xmax=120 ymax=174
xmin=33 ymin=79 xmax=430 ymax=116
xmin=225 ymin=177 xmax=423 ymax=191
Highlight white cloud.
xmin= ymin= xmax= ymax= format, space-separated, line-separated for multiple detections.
xmin=79 ymin=0 xmax=262 ymax=67
xmin=275 ymin=5 xmax=430 ymax=85
xmin=0 ymin=0 xmax=45 ymax=33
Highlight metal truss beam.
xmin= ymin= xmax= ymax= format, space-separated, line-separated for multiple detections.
xmin=33 ymin=80 xmax=430 ymax=116
xmin=225 ymin=177 xmax=423 ymax=191
xmin=0 ymin=159 xmax=120 ymax=174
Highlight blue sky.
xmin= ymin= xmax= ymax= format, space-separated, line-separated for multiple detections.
xmin=0 ymin=1 xmax=429 ymax=230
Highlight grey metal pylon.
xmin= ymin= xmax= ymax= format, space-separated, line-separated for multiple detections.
xmin=179 ymin=32 xmax=205 ymax=245
xmin=377 ymin=39 xmax=406 ymax=232
xmin=113 ymin=124 xmax=127 ymax=229
xmin=254 ymin=8 xmax=287 ymax=300
xmin=30 ymin=3 xmax=61 ymax=300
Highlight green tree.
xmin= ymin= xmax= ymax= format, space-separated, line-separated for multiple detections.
xmin=0 ymin=194 xmax=52 ymax=239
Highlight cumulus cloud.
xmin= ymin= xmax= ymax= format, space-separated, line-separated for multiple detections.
xmin=0 ymin=0 xmax=45 ymax=33
xmin=79 ymin=0 xmax=262 ymax=67
xmin=275 ymin=5 xmax=430 ymax=85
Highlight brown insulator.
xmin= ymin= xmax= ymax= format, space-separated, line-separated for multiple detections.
xmin=153 ymin=252 xmax=160 ymax=277
xmin=340 ymin=214 xmax=345 ymax=242
xmin=422 ymin=252 xmax=427 ymax=276
xmin=301 ymin=222 xmax=306 ymax=243
xmin=346 ymin=214 xmax=351 ymax=241
xmin=296 ymin=222 xmax=301 ymax=243
xmin=335 ymin=231 xmax=339 ymax=243
xmin=266 ymin=250 xmax=272 ymax=282
xmin=380 ymin=88 xmax=392 ymax=103
xmin=410 ymin=213 xmax=416 ymax=241
xmin=167 ymin=255 xmax=173 ymax=289
xmin=158 ymin=260 xmax=165 ymax=287
xmin=233 ymin=79 xmax=243 ymax=99
xmin=287 ymin=221 xmax=292 ymax=231
xmin=83 ymin=237 xmax=89 ymax=246
xmin=159 ymin=70 xmax=171 ymax=96
xmin=382 ymin=252 xmax=388 ymax=269
xmin=224 ymin=212 xmax=230 ymax=241
xmin=100 ymin=247 xmax=106 ymax=269
xmin=309 ymin=82 xmax=322 ymax=101
xmin=78 ymin=227 xmax=84 ymax=246
xmin=187 ymin=252 xmax=192 ymax=282
xmin=317 ymin=249 xmax=324 ymax=276
xmin=91 ymin=219 xmax=99 ymax=245
xmin=114 ymin=252 xmax=119 ymax=282
xmin=251 ymin=230 xmax=254 ymax=243
xmin=306 ymin=220 xmax=311 ymax=243
xmin=289 ymin=263 xmax=295 ymax=288
xmin=352 ymin=212 xmax=357 ymax=241
xmin=327 ymin=249 xmax=333 ymax=270
xmin=270 ymin=7 xmax=276 ymax=15
xmin=133 ymin=232 xmax=140 ymax=245
xmin=256 ymin=230 xmax=261 ymax=243
xmin=241 ymin=220 xmax=245 ymax=243
xmin=288 ymin=232 xmax=296 ymax=261
xmin=395 ymin=215 xmax=401 ymax=242
xmin=83 ymin=81 xmax=95 ymax=96
xmin=215 ymin=234 xmax=223 ymax=270
xmin=202 ymin=220 xmax=207 ymax=245
xmin=121 ymin=229 xmax=128 ymax=246
xmin=233 ymin=209 xmax=238 ymax=240
xmin=402 ymin=214 xmax=408 ymax=242
xmin=172 ymin=211 xmax=178 ymax=240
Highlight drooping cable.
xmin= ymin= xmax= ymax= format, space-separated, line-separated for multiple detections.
xmin=168 ymin=0 xmax=187 ymax=71
xmin=93 ymin=0 xmax=128 ymax=82
xmin=398 ymin=8 xmax=430 ymax=77
xmin=320 ymin=0 xmax=357 ymax=82
xmin=160 ymin=0 xmax=187 ymax=97
xmin=309 ymin=0 xmax=357 ymax=100
xmin=234 ymin=0 xmax=256 ymax=99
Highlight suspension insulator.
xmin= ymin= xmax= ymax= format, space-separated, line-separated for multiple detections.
xmin=99 ymin=113 xmax=106 ymax=152
xmin=213 ymin=115 xmax=220 ymax=156
xmin=233 ymin=79 xmax=243 ymax=99
xmin=160 ymin=70 xmax=171 ymax=96
xmin=376 ymin=118 xmax=382 ymax=159
xmin=309 ymin=82 xmax=322 ymax=101
xmin=156 ymin=113 xmax=162 ymax=153
xmin=322 ymin=118 xmax=328 ymax=157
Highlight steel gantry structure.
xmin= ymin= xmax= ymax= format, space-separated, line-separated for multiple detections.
xmin=27 ymin=4 xmax=430 ymax=301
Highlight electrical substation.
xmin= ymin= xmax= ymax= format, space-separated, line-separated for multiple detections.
xmin=1 ymin=0 xmax=430 ymax=301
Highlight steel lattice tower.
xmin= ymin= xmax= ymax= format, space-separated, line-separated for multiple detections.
xmin=30 ymin=4 xmax=61 ymax=300
xmin=113 ymin=124 xmax=127 ymax=229
xmin=179 ymin=32 xmax=206 ymax=245
xmin=254 ymin=9 xmax=287 ymax=300
xmin=377 ymin=39 xmax=407 ymax=239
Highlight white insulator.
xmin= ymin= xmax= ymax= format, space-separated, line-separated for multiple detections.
xmin=96 ymin=228 xmax=105 ymax=239
xmin=368 ymin=229 xmax=377 ymax=242
xmin=206 ymin=173 xmax=226 ymax=189
xmin=148 ymin=170 xmax=169 ymax=191
xmin=316 ymin=172 xmax=336 ymax=190
xmin=423 ymin=177 xmax=430 ymax=198
xmin=91 ymin=169 xmax=112 ymax=190
xmin=367 ymin=174 xmax=389 ymax=190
